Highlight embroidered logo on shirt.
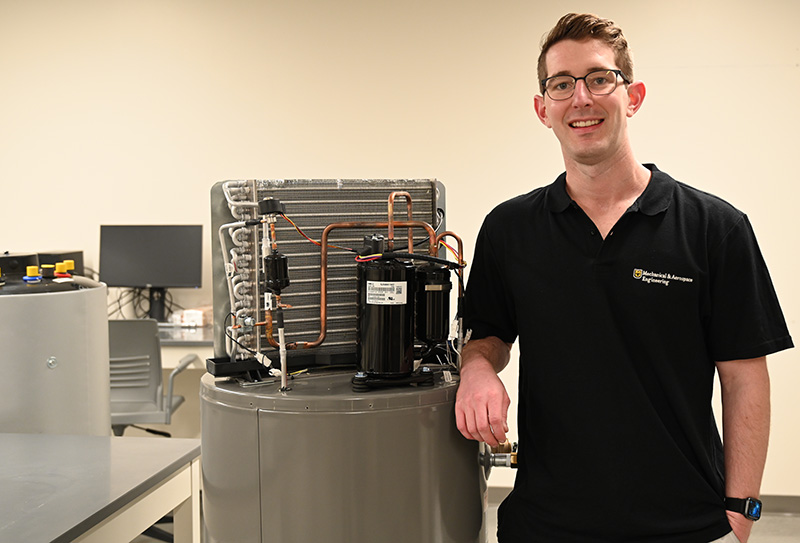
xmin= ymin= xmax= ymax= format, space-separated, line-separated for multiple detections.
xmin=633 ymin=268 xmax=694 ymax=287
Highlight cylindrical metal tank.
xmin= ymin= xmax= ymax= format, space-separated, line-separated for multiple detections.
xmin=0 ymin=261 xmax=110 ymax=436
xmin=201 ymin=371 xmax=486 ymax=543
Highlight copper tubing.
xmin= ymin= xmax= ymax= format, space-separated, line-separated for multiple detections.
xmin=328 ymin=220 xmax=437 ymax=256
xmin=387 ymin=191 xmax=414 ymax=253
xmin=293 ymin=219 xmax=437 ymax=349
xmin=269 ymin=222 xmax=278 ymax=252
xmin=262 ymin=311 xmax=281 ymax=349
xmin=263 ymin=219 xmax=438 ymax=350
xmin=435 ymin=231 xmax=465 ymax=297
xmin=231 ymin=313 xmax=284 ymax=350
xmin=262 ymin=298 xmax=298 ymax=350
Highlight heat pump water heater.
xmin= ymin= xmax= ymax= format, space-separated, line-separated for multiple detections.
xmin=202 ymin=179 xmax=487 ymax=542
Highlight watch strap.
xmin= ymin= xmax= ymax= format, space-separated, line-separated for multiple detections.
xmin=725 ymin=497 xmax=762 ymax=521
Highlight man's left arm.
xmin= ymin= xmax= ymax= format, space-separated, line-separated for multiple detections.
xmin=716 ymin=356 xmax=771 ymax=543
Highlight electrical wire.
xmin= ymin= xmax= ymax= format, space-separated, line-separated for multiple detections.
xmin=412 ymin=208 xmax=446 ymax=249
xmin=83 ymin=266 xmax=100 ymax=281
xmin=439 ymin=240 xmax=461 ymax=261
xmin=107 ymin=287 xmax=180 ymax=320
xmin=108 ymin=288 xmax=133 ymax=318
xmin=280 ymin=214 xmax=358 ymax=253
xmin=354 ymin=253 xmax=383 ymax=263
xmin=354 ymin=251 xmax=464 ymax=269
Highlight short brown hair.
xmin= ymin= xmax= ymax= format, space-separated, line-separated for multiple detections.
xmin=537 ymin=13 xmax=633 ymax=92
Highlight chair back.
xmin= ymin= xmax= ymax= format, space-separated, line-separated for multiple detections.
xmin=108 ymin=319 xmax=163 ymax=410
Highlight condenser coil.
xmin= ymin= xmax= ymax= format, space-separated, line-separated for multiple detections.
xmin=210 ymin=179 xmax=445 ymax=369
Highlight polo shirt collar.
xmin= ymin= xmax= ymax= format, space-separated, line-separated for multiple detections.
xmin=546 ymin=163 xmax=673 ymax=216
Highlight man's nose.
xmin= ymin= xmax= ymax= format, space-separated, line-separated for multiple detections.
xmin=572 ymin=79 xmax=594 ymax=105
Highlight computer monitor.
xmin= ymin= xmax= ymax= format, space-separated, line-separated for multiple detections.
xmin=100 ymin=225 xmax=203 ymax=321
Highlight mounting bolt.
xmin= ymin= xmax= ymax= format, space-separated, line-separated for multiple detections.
xmin=46 ymin=357 xmax=58 ymax=369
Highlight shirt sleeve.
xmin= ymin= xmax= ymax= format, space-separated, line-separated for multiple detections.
xmin=463 ymin=215 xmax=518 ymax=345
xmin=708 ymin=214 xmax=793 ymax=361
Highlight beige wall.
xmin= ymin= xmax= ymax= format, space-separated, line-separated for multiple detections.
xmin=1 ymin=0 xmax=797 ymax=494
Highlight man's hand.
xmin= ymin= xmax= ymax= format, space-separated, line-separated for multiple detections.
xmin=726 ymin=511 xmax=753 ymax=543
xmin=455 ymin=337 xmax=512 ymax=447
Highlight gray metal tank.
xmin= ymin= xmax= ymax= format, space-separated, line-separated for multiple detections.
xmin=201 ymin=371 xmax=486 ymax=543
xmin=0 ymin=258 xmax=110 ymax=436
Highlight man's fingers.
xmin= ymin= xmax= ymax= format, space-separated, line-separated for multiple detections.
xmin=456 ymin=403 xmax=501 ymax=446
xmin=470 ymin=406 xmax=504 ymax=447
xmin=486 ymin=410 xmax=507 ymax=446
xmin=455 ymin=406 xmax=474 ymax=440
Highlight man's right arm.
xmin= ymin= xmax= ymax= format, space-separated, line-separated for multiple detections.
xmin=455 ymin=336 xmax=513 ymax=447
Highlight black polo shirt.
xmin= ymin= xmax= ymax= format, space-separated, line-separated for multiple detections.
xmin=464 ymin=164 xmax=793 ymax=542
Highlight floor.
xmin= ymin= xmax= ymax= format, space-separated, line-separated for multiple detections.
xmin=485 ymin=505 xmax=800 ymax=543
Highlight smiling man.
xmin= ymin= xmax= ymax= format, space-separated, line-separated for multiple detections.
xmin=455 ymin=13 xmax=793 ymax=543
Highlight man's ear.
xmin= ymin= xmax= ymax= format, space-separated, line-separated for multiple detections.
xmin=533 ymin=94 xmax=552 ymax=128
xmin=626 ymin=80 xmax=646 ymax=117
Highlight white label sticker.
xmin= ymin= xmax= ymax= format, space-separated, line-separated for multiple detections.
xmin=366 ymin=280 xmax=407 ymax=305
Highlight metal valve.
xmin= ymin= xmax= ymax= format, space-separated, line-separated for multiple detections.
xmin=489 ymin=440 xmax=518 ymax=468
xmin=479 ymin=441 xmax=518 ymax=478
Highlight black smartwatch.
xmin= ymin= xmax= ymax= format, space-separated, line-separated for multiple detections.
xmin=725 ymin=497 xmax=762 ymax=521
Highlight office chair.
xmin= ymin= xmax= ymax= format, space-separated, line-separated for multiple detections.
xmin=108 ymin=319 xmax=197 ymax=436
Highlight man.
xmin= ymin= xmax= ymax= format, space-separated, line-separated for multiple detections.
xmin=455 ymin=13 xmax=793 ymax=543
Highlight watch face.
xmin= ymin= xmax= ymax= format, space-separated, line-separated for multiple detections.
xmin=746 ymin=498 xmax=762 ymax=521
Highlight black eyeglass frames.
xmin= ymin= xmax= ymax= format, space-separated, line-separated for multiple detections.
xmin=541 ymin=69 xmax=630 ymax=101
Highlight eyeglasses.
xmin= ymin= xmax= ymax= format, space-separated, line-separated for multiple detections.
xmin=541 ymin=69 xmax=630 ymax=101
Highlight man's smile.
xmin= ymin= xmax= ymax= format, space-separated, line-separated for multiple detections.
xmin=569 ymin=119 xmax=603 ymax=128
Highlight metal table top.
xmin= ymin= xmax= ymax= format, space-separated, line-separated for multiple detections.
xmin=0 ymin=433 xmax=200 ymax=542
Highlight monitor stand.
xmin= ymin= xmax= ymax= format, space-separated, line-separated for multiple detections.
xmin=148 ymin=287 xmax=167 ymax=322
